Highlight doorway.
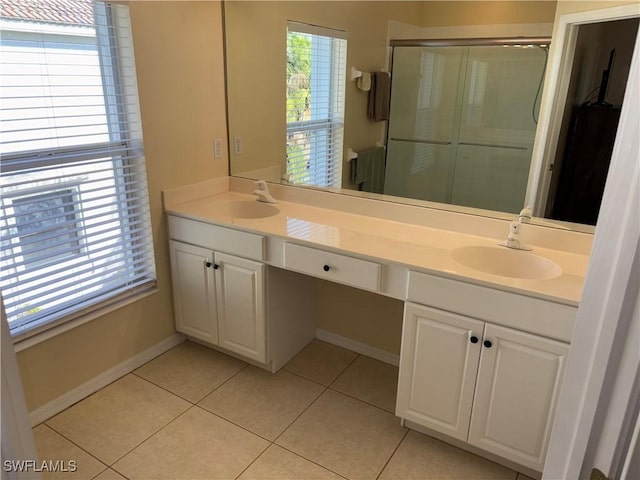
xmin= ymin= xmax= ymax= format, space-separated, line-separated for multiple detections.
xmin=544 ymin=18 xmax=639 ymax=225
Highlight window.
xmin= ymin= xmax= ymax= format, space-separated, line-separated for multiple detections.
xmin=0 ymin=0 xmax=155 ymax=339
xmin=286 ymin=22 xmax=347 ymax=188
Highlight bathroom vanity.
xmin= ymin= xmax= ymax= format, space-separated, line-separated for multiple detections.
xmin=163 ymin=177 xmax=590 ymax=474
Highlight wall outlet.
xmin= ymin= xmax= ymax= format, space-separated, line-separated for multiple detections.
xmin=233 ymin=136 xmax=242 ymax=155
xmin=214 ymin=138 xmax=223 ymax=159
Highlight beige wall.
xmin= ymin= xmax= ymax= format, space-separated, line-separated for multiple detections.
xmin=314 ymin=279 xmax=404 ymax=355
xmin=17 ymin=1 xmax=229 ymax=412
xmin=421 ymin=1 xmax=557 ymax=27
xmin=554 ymin=0 xmax=638 ymax=17
xmin=225 ymin=1 xmax=425 ymax=187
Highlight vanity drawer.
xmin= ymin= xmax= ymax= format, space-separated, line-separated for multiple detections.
xmin=284 ymin=243 xmax=381 ymax=292
xmin=407 ymin=270 xmax=577 ymax=342
xmin=168 ymin=215 xmax=265 ymax=261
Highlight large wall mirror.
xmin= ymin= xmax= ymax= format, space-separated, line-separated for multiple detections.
xmin=224 ymin=1 xmax=639 ymax=233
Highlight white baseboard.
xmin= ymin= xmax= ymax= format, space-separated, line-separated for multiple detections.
xmin=29 ymin=333 xmax=185 ymax=427
xmin=315 ymin=329 xmax=399 ymax=367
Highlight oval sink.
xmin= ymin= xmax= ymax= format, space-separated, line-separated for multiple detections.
xmin=451 ymin=246 xmax=561 ymax=280
xmin=215 ymin=200 xmax=279 ymax=219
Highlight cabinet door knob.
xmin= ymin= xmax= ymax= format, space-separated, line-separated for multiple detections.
xmin=470 ymin=335 xmax=479 ymax=344
xmin=205 ymin=261 xmax=212 ymax=268
xmin=323 ymin=264 xmax=331 ymax=272
xmin=483 ymin=340 xmax=493 ymax=348
xmin=213 ymin=264 xmax=220 ymax=270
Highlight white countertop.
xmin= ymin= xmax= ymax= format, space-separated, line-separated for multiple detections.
xmin=165 ymin=188 xmax=588 ymax=306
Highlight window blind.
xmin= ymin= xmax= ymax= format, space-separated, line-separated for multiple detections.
xmin=0 ymin=0 xmax=155 ymax=339
xmin=286 ymin=21 xmax=347 ymax=188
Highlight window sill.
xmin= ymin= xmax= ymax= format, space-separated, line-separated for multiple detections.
xmin=12 ymin=287 xmax=159 ymax=353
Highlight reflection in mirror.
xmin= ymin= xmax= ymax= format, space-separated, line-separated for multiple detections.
xmin=224 ymin=1 xmax=632 ymax=233
xmin=384 ymin=41 xmax=548 ymax=214
xmin=539 ymin=17 xmax=639 ymax=226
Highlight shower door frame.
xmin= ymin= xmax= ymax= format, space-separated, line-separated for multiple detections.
xmin=386 ymin=37 xmax=551 ymax=211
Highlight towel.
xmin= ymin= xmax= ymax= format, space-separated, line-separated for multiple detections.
xmin=351 ymin=146 xmax=386 ymax=194
xmin=367 ymin=72 xmax=391 ymax=122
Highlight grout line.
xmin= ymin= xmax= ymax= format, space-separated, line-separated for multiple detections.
xmin=375 ymin=428 xmax=409 ymax=480
xmin=326 ymin=386 xmax=397 ymax=416
xmin=282 ymin=351 xmax=361 ymax=389
xmin=129 ymin=371 xmax=196 ymax=405
xmin=90 ymin=467 xmax=109 ymax=480
xmin=327 ymin=353 xmax=360 ymax=388
xmin=38 ymin=424 xmax=110 ymax=476
xmin=132 ymin=360 xmax=250 ymax=406
xmin=272 ymin=386 xmax=329 ymax=445
xmin=233 ymin=442 xmax=272 ymax=480
xmin=109 ymin=404 xmax=197 ymax=468
xmin=193 ymin=404 xmax=274 ymax=443
xmin=196 ymin=362 xmax=250 ymax=403
xmin=282 ymin=368 xmax=333 ymax=388
xmin=275 ymin=444 xmax=350 ymax=480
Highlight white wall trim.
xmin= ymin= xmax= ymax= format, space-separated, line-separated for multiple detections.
xmin=315 ymin=328 xmax=399 ymax=367
xmin=28 ymin=333 xmax=185 ymax=427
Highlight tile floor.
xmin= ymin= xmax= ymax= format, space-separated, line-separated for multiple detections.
xmin=34 ymin=340 xmax=537 ymax=480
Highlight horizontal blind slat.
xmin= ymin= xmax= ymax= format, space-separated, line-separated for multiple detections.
xmin=0 ymin=1 xmax=155 ymax=337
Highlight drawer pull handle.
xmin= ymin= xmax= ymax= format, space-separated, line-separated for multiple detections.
xmin=483 ymin=340 xmax=493 ymax=348
xmin=323 ymin=264 xmax=331 ymax=272
xmin=470 ymin=335 xmax=479 ymax=344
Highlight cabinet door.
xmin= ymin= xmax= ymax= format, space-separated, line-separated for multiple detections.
xmin=214 ymin=252 xmax=266 ymax=363
xmin=396 ymin=303 xmax=483 ymax=441
xmin=469 ymin=324 xmax=569 ymax=471
xmin=168 ymin=240 xmax=218 ymax=344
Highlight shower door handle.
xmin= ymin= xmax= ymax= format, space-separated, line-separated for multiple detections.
xmin=390 ymin=137 xmax=452 ymax=146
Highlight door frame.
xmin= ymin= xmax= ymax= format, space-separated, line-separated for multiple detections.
xmin=525 ymin=4 xmax=640 ymax=217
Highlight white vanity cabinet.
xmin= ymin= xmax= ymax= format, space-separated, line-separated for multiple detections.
xmin=213 ymin=251 xmax=266 ymax=362
xmin=169 ymin=240 xmax=218 ymax=345
xmin=167 ymin=214 xmax=268 ymax=364
xmin=397 ymin=301 xmax=569 ymax=472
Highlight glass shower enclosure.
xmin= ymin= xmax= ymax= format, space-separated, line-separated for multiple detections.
xmin=384 ymin=40 xmax=549 ymax=214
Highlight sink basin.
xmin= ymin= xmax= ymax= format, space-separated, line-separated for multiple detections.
xmin=451 ymin=246 xmax=561 ymax=280
xmin=215 ymin=200 xmax=279 ymax=219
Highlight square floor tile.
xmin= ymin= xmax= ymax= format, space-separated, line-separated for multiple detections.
xmin=238 ymin=445 xmax=342 ymax=480
xmin=277 ymin=390 xmax=406 ymax=480
xmin=199 ymin=366 xmax=324 ymax=440
xmin=33 ymin=424 xmax=106 ymax=480
xmin=113 ymin=406 xmax=268 ymax=480
xmin=331 ymin=355 xmax=399 ymax=412
xmin=134 ymin=340 xmax=246 ymax=403
xmin=46 ymin=374 xmax=190 ymax=465
xmin=379 ymin=430 xmax=517 ymax=480
xmin=284 ymin=340 xmax=357 ymax=385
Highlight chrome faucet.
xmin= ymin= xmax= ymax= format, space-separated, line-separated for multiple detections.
xmin=254 ymin=180 xmax=278 ymax=204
